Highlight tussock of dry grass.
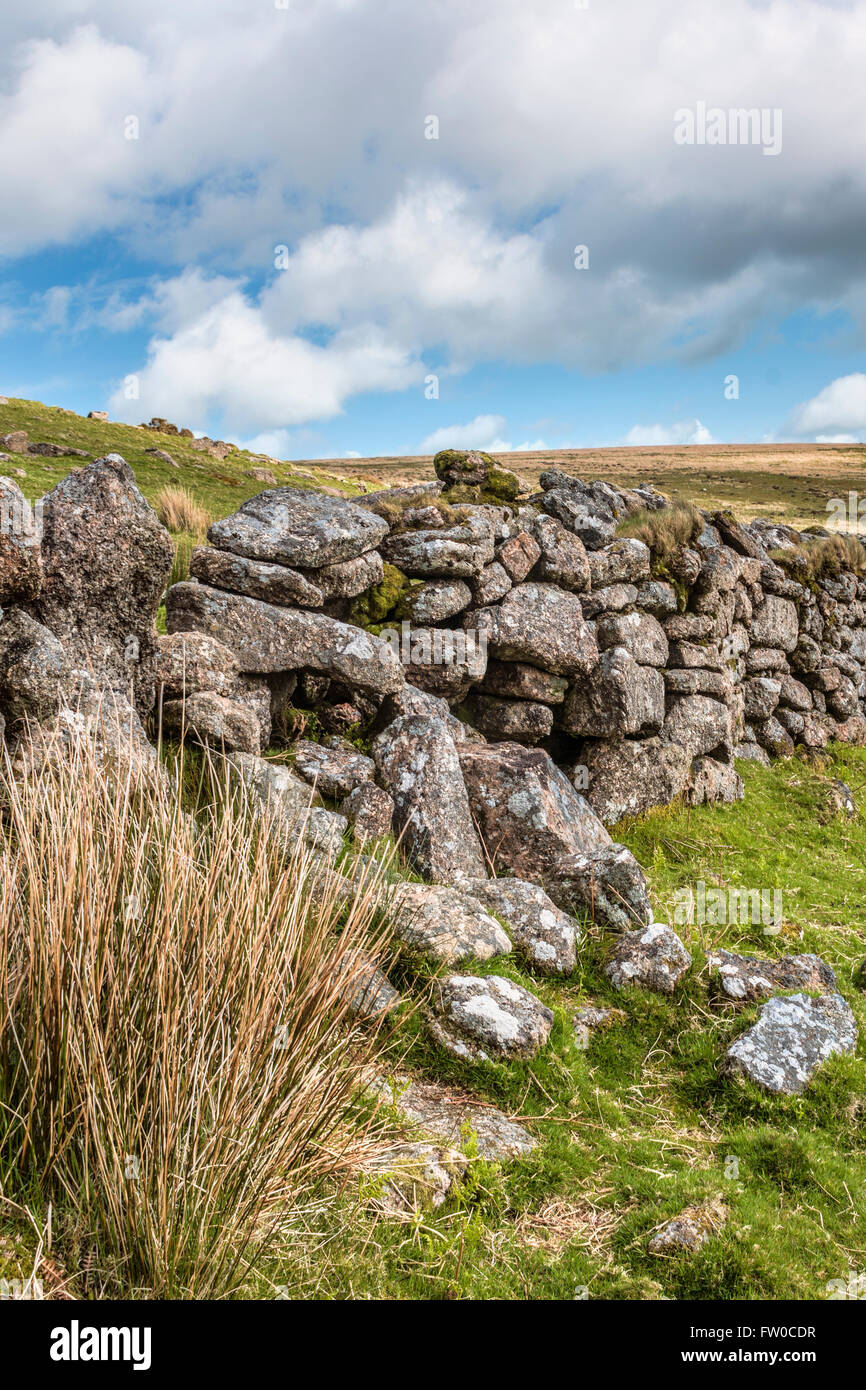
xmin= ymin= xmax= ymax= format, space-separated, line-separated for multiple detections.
xmin=616 ymin=501 xmax=703 ymax=561
xmin=770 ymin=532 xmax=866 ymax=580
xmin=155 ymin=485 xmax=211 ymax=537
xmin=0 ymin=735 xmax=395 ymax=1298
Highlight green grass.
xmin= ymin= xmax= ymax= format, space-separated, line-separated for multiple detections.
xmin=254 ymin=746 xmax=866 ymax=1301
xmin=0 ymin=396 xmax=364 ymax=519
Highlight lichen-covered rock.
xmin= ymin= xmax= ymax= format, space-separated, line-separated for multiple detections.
xmin=733 ymin=741 xmax=771 ymax=766
xmin=385 ymin=1079 xmax=536 ymax=1159
xmin=154 ymin=631 xmax=240 ymax=698
xmin=595 ymin=610 xmax=669 ymax=666
xmin=750 ymin=594 xmax=799 ymax=652
xmin=391 ymin=882 xmax=511 ymax=963
xmin=540 ymin=488 xmax=617 ymax=549
xmin=532 ymin=515 xmax=590 ymax=591
xmin=725 ymin=993 xmax=857 ymax=1094
xmin=649 ymin=1200 xmax=728 ymax=1255
xmin=373 ymin=714 xmax=487 ymax=882
xmin=227 ymin=751 xmax=349 ymax=861
xmin=572 ymin=1004 xmax=626 ymax=1047
xmin=0 ymin=609 xmax=74 ymax=723
xmin=471 ymin=561 xmax=512 ymax=605
xmin=208 ymin=486 xmax=387 ymax=568
xmin=497 ymin=531 xmax=541 ymax=583
xmin=580 ymin=583 xmax=639 ymax=619
xmin=340 ymin=781 xmax=395 ymax=843
xmin=311 ymin=550 xmax=384 ymax=600
xmin=291 ymin=737 xmax=375 ymax=799
xmin=360 ymin=1142 xmax=468 ymax=1216
xmin=188 ymin=546 xmax=325 ymax=607
xmin=429 ymin=974 xmax=554 ymax=1061
xmin=0 ymin=477 xmax=42 ymax=603
xmin=581 ymin=736 xmax=692 ymax=824
xmin=35 ymin=455 xmax=173 ymax=715
xmin=560 ymin=646 xmax=665 ymax=738
xmin=433 ymin=448 xmax=520 ymax=502
xmin=481 ymin=659 xmax=568 ymax=705
xmin=753 ymin=714 xmax=796 ymax=758
xmin=397 ymin=579 xmax=472 ymax=625
xmin=635 ymin=580 xmax=678 ymax=616
xmin=685 ymin=757 xmax=744 ymax=807
xmin=458 ymin=740 xmax=611 ymax=881
xmin=14 ymin=677 xmax=164 ymax=790
xmin=743 ymin=676 xmax=781 ymax=721
xmin=707 ymin=949 xmax=837 ymax=1004
xmin=545 ymin=843 xmax=652 ymax=933
xmin=587 ymin=538 xmax=651 ymax=588
xmin=468 ymin=583 xmax=598 ymax=676
xmin=162 ymin=690 xmax=263 ymax=753
xmin=166 ymin=581 xmax=404 ymax=695
xmin=465 ymin=877 xmax=581 ymax=975
xmin=605 ymin=923 xmax=692 ymax=993
xmin=662 ymin=694 xmax=732 ymax=759
xmin=472 ymin=694 xmax=554 ymax=745
xmin=382 ymin=516 xmax=495 ymax=578
xmin=339 ymin=951 xmax=401 ymax=1020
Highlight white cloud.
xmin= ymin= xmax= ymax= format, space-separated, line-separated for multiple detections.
xmin=2 ymin=1 xmax=866 ymax=368
xmin=815 ymin=434 xmax=858 ymax=444
xmin=108 ymin=285 xmax=423 ymax=433
xmin=789 ymin=374 xmax=866 ymax=438
xmin=419 ymin=414 xmax=509 ymax=453
xmin=623 ymin=419 xmax=715 ymax=446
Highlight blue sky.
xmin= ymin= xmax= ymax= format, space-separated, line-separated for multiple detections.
xmin=2 ymin=0 xmax=866 ymax=459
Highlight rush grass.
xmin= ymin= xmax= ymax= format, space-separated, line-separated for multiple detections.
xmin=0 ymin=736 xmax=397 ymax=1298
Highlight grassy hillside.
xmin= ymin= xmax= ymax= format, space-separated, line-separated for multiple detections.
xmin=0 ymin=397 xmax=366 ymax=518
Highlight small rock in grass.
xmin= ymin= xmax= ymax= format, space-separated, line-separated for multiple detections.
xmin=428 ymin=974 xmax=554 ymax=1061
xmin=605 ymin=923 xmax=692 ymax=994
xmin=724 ymin=992 xmax=857 ymax=1094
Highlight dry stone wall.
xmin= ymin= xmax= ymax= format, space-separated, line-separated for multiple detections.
xmin=0 ymin=447 xmax=863 ymax=1087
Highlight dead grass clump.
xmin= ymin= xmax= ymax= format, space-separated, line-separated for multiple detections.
xmin=0 ymin=735 xmax=395 ymax=1298
xmin=616 ymin=501 xmax=704 ymax=562
xmin=155 ymin=485 xmax=211 ymax=537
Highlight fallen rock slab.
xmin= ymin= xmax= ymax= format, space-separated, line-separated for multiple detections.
xmin=429 ymin=974 xmax=554 ymax=1061
xmin=545 ymin=844 xmax=652 ymax=933
xmin=373 ymin=714 xmax=487 ymax=882
xmin=390 ymin=883 xmax=511 ymax=964
xmin=605 ymin=923 xmax=692 ymax=994
xmin=724 ymin=992 xmax=857 ymax=1094
xmin=464 ymin=877 xmax=581 ymax=975
xmin=707 ymin=950 xmax=837 ymax=1004
xmin=458 ymin=741 xmax=611 ymax=882
xmin=387 ymin=1079 xmax=536 ymax=1159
